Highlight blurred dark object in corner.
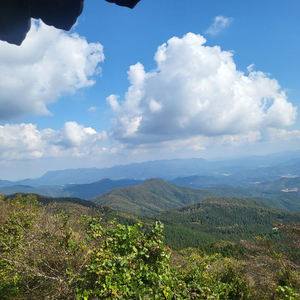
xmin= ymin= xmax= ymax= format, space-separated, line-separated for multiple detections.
xmin=105 ymin=0 xmax=140 ymax=9
xmin=0 ymin=0 xmax=140 ymax=46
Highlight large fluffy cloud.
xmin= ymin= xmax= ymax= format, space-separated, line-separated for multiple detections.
xmin=0 ymin=122 xmax=107 ymax=160
xmin=0 ymin=21 xmax=104 ymax=120
xmin=107 ymin=32 xmax=297 ymax=146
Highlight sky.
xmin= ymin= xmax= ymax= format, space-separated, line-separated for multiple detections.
xmin=1 ymin=0 xmax=300 ymax=180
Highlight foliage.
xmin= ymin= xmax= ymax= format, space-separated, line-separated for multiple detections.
xmin=176 ymin=252 xmax=252 ymax=299
xmin=276 ymin=286 xmax=300 ymax=300
xmin=156 ymin=197 xmax=300 ymax=249
xmin=0 ymin=195 xmax=89 ymax=299
xmin=1 ymin=194 xmax=300 ymax=299
xmin=0 ymin=196 xmax=177 ymax=299
xmin=76 ymin=220 xmax=176 ymax=299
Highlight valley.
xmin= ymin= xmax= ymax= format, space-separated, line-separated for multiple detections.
xmin=1 ymin=152 xmax=300 ymax=299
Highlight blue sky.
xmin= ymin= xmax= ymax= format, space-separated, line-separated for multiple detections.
xmin=0 ymin=0 xmax=300 ymax=180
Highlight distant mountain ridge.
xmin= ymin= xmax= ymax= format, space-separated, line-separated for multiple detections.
xmin=1 ymin=174 xmax=300 ymax=212
xmin=0 ymin=179 xmax=14 ymax=187
xmin=1 ymin=151 xmax=300 ymax=187
xmin=170 ymin=175 xmax=244 ymax=188
xmin=15 ymin=158 xmax=213 ymax=186
xmin=63 ymin=178 xmax=144 ymax=199
xmin=1 ymin=151 xmax=300 ymax=206
xmin=254 ymin=176 xmax=300 ymax=192
xmin=0 ymin=178 xmax=145 ymax=199
xmin=0 ymin=185 xmax=40 ymax=194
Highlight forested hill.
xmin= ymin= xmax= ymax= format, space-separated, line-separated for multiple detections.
xmin=2 ymin=193 xmax=143 ymax=227
xmin=203 ymin=186 xmax=300 ymax=212
xmin=91 ymin=178 xmax=216 ymax=216
xmin=155 ymin=197 xmax=300 ymax=250
xmin=3 ymin=193 xmax=98 ymax=208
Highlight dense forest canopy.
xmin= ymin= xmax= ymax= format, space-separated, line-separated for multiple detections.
xmin=1 ymin=194 xmax=300 ymax=299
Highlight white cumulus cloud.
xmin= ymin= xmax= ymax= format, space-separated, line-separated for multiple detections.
xmin=205 ymin=16 xmax=233 ymax=36
xmin=107 ymin=32 xmax=297 ymax=149
xmin=0 ymin=122 xmax=107 ymax=160
xmin=0 ymin=21 xmax=104 ymax=120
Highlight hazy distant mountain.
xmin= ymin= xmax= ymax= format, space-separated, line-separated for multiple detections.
xmin=63 ymin=178 xmax=144 ymax=199
xmin=254 ymin=176 xmax=300 ymax=192
xmin=91 ymin=178 xmax=216 ymax=216
xmin=0 ymin=179 xmax=144 ymax=199
xmin=169 ymin=175 xmax=245 ymax=188
xmin=0 ymin=185 xmax=66 ymax=198
xmin=19 ymin=158 xmax=214 ymax=186
xmin=233 ymin=161 xmax=300 ymax=182
xmin=0 ymin=185 xmax=42 ymax=195
xmin=7 ymin=151 xmax=300 ymax=187
xmin=0 ymin=179 xmax=14 ymax=188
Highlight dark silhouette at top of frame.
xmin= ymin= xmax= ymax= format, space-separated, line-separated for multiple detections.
xmin=0 ymin=0 xmax=140 ymax=45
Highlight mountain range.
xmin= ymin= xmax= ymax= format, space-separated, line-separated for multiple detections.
xmin=1 ymin=150 xmax=300 ymax=188
xmin=5 ymin=184 xmax=300 ymax=251
xmin=88 ymin=178 xmax=300 ymax=213
xmin=0 ymin=151 xmax=300 ymax=216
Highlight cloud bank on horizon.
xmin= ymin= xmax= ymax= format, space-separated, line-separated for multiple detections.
xmin=107 ymin=32 xmax=297 ymax=152
xmin=0 ymin=122 xmax=107 ymax=160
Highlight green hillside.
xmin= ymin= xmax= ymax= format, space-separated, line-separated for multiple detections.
xmin=204 ymin=186 xmax=300 ymax=212
xmin=2 ymin=193 xmax=142 ymax=227
xmin=155 ymin=197 xmax=300 ymax=250
xmin=91 ymin=178 xmax=216 ymax=216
